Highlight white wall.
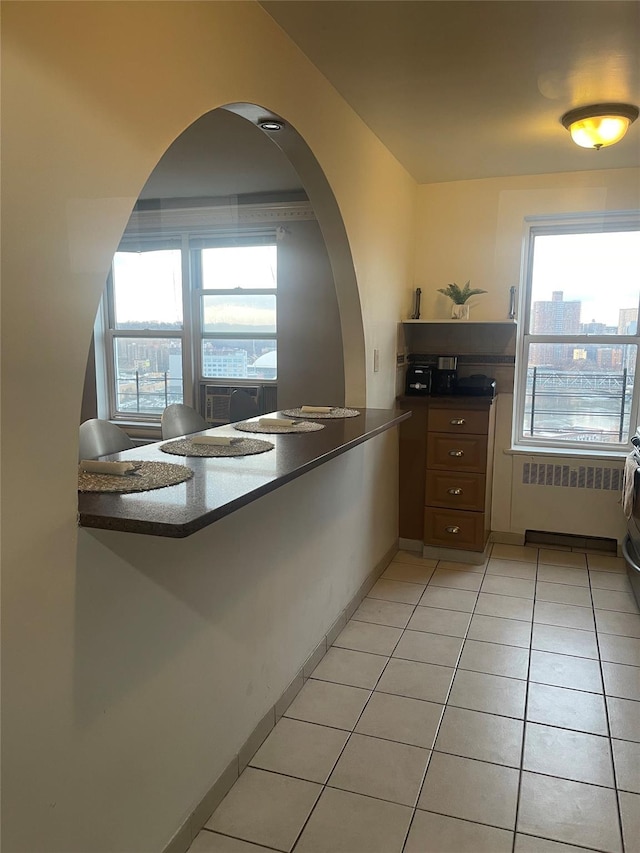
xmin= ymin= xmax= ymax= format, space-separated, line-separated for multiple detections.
xmin=278 ymin=219 xmax=345 ymax=408
xmin=71 ymin=431 xmax=397 ymax=853
xmin=1 ymin=3 xmax=415 ymax=851
xmin=415 ymin=168 xmax=640 ymax=542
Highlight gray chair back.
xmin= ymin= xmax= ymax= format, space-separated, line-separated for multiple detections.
xmin=161 ymin=403 xmax=208 ymax=439
xmin=229 ymin=389 xmax=259 ymax=423
xmin=79 ymin=418 xmax=135 ymax=460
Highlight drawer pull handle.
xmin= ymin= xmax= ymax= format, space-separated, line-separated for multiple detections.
xmin=450 ymin=418 xmax=466 ymax=425
xmin=449 ymin=450 xmax=464 ymax=457
xmin=447 ymin=487 xmax=463 ymax=495
xmin=445 ymin=526 xmax=461 ymax=534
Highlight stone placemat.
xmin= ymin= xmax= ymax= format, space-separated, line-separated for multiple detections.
xmin=78 ymin=460 xmax=193 ymax=493
xmin=281 ymin=407 xmax=361 ymax=419
xmin=233 ymin=420 xmax=325 ymax=435
xmin=159 ymin=437 xmax=274 ymax=457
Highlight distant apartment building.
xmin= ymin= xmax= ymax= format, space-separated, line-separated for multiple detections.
xmin=530 ymin=291 xmax=581 ymax=366
xmin=202 ymin=350 xmax=248 ymax=378
xmin=618 ymin=307 xmax=638 ymax=335
xmin=618 ymin=307 xmax=637 ymax=372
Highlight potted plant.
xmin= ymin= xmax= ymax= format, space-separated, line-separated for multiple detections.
xmin=438 ymin=281 xmax=487 ymax=319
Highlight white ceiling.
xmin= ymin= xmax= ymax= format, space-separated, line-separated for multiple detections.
xmin=261 ymin=0 xmax=640 ymax=183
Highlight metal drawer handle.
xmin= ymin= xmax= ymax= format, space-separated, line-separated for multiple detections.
xmin=445 ymin=526 xmax=461 ymax=534
xmin=450 ymin=418 xmax=466 ymax=425
xmin=449 ymin=450 xmax=464 ymax=457
xmin=447 ymin=487 xmax=463 ymax=495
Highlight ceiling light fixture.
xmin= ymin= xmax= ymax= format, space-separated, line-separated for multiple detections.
xmin=258 ymin=119 xmax=285 ymax=132
xmin=561 ymin=103 xmax=639 ymax=150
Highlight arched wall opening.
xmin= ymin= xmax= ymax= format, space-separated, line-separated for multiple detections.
xmin=83 ymin=103 xmax=366 ymax=428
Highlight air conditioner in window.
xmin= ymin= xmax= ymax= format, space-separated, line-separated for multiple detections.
xmin=201 ymin=385 xmax=276 ymax=425
xmin=261 ymin=384 xmax=278 ymax=414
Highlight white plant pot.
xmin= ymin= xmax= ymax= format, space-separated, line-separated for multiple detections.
xmin=451 ymin=303 xmax=470 ymax=320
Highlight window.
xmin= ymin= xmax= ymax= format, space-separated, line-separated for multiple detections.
xmin=514 ymin=213 xmax=640 ymax=452
xmin=194 ymin=241 xmax=277 ymax=383
xmin=101 ymin=222 xmax=279 ymax=422
xmin=107 ymin=243 xmax=185 ymax=417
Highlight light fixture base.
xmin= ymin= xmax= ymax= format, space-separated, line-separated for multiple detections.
xmin=258 ymin=119 xmax=285 ymax=132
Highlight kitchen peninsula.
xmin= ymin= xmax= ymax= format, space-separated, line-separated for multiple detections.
xmin=78 ymin=408 xmax=410 ymax=538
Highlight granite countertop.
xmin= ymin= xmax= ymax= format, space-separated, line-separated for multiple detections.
xmin=77 ymin=408 xmax=410 ymax=538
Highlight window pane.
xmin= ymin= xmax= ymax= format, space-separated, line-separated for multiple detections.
xmin=113 ymin=338 xmax=183 ymax=414
xmin=202 ymin=340 xmax=277 ymax=380
xmin=201 ymin=245 xmax=277 ymax=290
xmin=202 ymin=295 xmax=276 ymax=333
xmin=529 ymin=231 xmax=640 ymax=335
xmin=113 ymin=250 xmax=183 ymax=330
xmin=523 ymin=343 xmax=636 ymax=444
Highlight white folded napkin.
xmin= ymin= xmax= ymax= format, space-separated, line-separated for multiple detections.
xmin=259 ymin=417 xmax=296 ymax=427
xmin=80 ymin=460 xmax=137 ymax=476
xmin=191 ymin=435 xmax=239 ymax=446
xmin=300 ymin=405 xmax=333 ymax=413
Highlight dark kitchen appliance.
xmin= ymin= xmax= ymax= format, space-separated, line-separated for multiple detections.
xmin=454 ymin=374 xmax=497 ymax=398
xmin=405 ymin=362 xmax=432 ymax=396
xmin=622 ymin=431 xmax=640 ymax=608
xmin=432 ymin=356 xmax=458 ymax=395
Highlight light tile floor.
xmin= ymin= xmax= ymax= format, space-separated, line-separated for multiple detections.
xmin=189 ymin=544 xmax=640 ymax=853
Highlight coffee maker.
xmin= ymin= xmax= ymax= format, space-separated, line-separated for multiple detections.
xmin=433 ymin=356 xmax=458 ymax=394
xmin=405 ymin=361 xmax=432 ymax=396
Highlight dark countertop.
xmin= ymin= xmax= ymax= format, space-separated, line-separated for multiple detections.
xmin=78 ymin=408 xmax=411 ymax=538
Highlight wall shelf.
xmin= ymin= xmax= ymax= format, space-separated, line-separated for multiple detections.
xmin=403 ymin=319 xmax=517 ymax=325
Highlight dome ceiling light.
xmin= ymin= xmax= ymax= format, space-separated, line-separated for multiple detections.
xmin=561 ymin=103 xmax=639 ymax=150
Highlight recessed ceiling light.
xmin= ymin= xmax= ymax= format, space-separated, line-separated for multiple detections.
xmin=561 ymin=103 xmax=639 ymax=149
xmin=258 ymin=119 xmax=285 ymax=132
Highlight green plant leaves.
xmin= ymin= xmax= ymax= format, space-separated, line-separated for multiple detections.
xmin=437 ymin=281 xmax=487 ymax=304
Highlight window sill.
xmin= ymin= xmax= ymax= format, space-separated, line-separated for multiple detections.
xmin=505 ymin=446 xmax=629 ymax=462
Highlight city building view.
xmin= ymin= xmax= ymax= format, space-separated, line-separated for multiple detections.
xmin=110 ymin=244 xmax=277 ymax=415
xmin=114 ymin=336 xmax=277 ymax=414
xmin=524 ymin=291 xmax=637 ymax=443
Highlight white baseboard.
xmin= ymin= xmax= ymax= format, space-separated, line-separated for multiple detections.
xmin=398 ymin=537 xmax=423 ymax=552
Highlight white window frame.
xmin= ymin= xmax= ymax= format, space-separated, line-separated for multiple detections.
xmin=97 ymin=200 xmax=314 ymax=425
xmin=190 ymin=235 xmax=278 ymax=384
xmin=513 ymin=210 xmax=640 ymax=454
xmin=103 ymin=236 xmax=188 ymax=424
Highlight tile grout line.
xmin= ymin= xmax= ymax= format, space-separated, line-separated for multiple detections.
xmin=586 ymin=554 xmax=627 ymax=853
xmin=399 ymin=546 xmax=491 ymax=853
xmin=289 ymin=558 xmax=443 ymax=852
xmin=510 ymin=546 xmax=539 ymax=853
xmin=291 ymin=550 xmax=489 ymax=852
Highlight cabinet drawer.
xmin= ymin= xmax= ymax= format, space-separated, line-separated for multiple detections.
xmin=426 ymin=470 xmax=486 ymax=511
xmin=429 ymin=408 xmax=489 ymax=435
xmin=424 ymin=507 xmax=486 ymax=551
xmin=427 ymin=433 xmax=488 ymax=473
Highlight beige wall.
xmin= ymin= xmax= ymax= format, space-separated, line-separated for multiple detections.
xmin=414 ymin=168 xmax=640 ymax=542
xmin=267 ymin=218 xmax=346 ymax=410
xmin=1 ymin=3 xmax=415 ymax=851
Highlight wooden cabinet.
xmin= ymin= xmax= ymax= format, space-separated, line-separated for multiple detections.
xmin=399 ymin=396 xmax=495 ymax=554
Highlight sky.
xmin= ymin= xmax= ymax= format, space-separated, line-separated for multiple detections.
xmin=531 ymin=230 xmax=640 ymax=327
xmin=113 ymin=246 xmax=277 ymax=326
